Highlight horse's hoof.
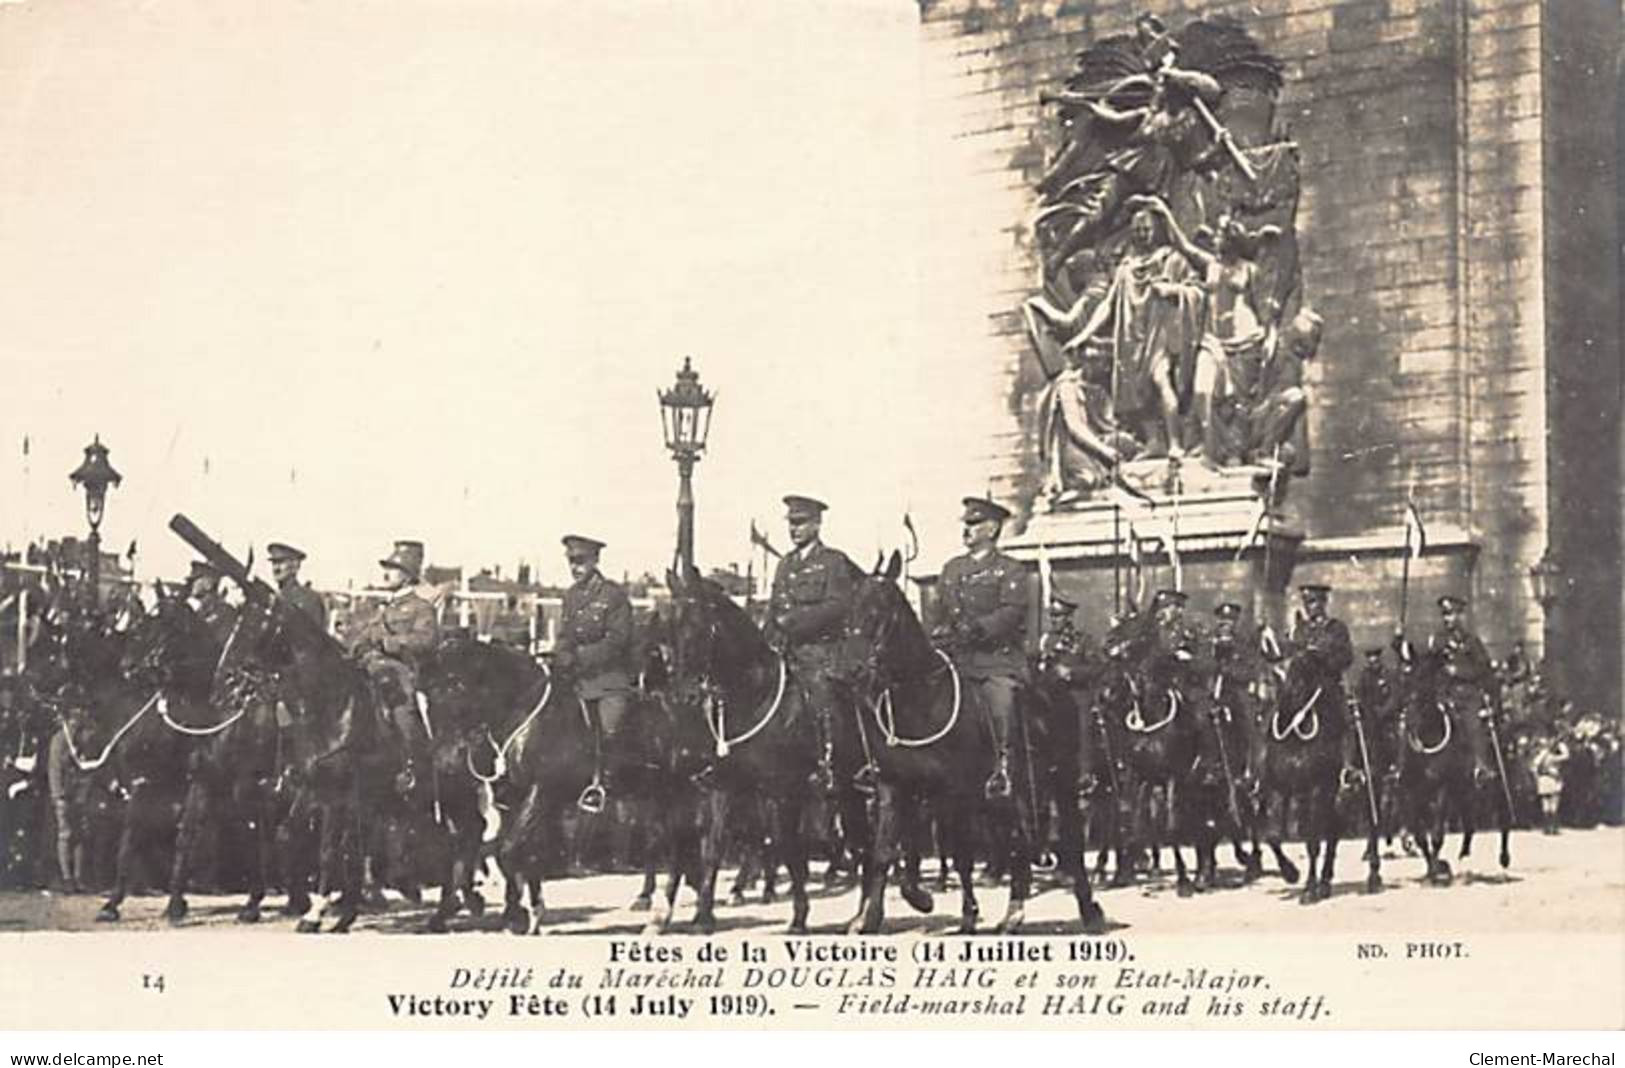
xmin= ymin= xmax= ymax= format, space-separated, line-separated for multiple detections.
xmin=994 ymin=909 xmax=1025 ymax=935
xmin=629 ymin=895 xmax=652 ymax=913
xmin=1499 ymin=850 xmax=1510 ymax=870
xmin=1365 ymin=873 xmax=1383 ymax=895
xmin=466 ymin=892 xmax=486 ymax=918
xmin=95 ymin=904 xmax=119 ymax=923
xmin=296 ymin=919 xmax=320 ymax=934
xmin=165 ymin=899 xmax=189 ymax=924
xmin=329 ymin=913 xmax=357 ymax=934
xmin=694 ymin=914 xmax=716 ymax=936
xmin=901 ymin=882 xmax=935 ymax=915
xmin=1279 ymin=860 xmax=1301 ymax=885
xmin=236 ymin=906 xmax=261 ymax=924
xmin=1244 ymin=860 xmax=1264 ymax=884
xmin=1297 ymin=887 xmax=1318 ymax=906
xmin=727 ymin=891 xmax=746 ymax=908
xmin=762 ymin=889 xmax=778 ymax=905
xmin=283 ymin=895 xmax=311 ymax=918
xmin=1315 ymin=880 xmax=1333 ymax=902
xmin=1110 ymin=871 xmax=1134 ymax=889
xmin=786 ymin=920 xmax=808 ymax=935
xmin=426 ymin=913 xmax=449 ymax=934
xmin=1079 ymin=901 xmax=1107 ymax=934
xmin=1176 ymin=881 xmax=1195 ymax=899
xmin=956 ymin=916 xmax=978 ymax=936
xmin=505 ymin=912 xmax=529 ymax=936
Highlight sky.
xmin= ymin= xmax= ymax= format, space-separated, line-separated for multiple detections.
xmin=0 ymin=0 xmax=994 ymax=590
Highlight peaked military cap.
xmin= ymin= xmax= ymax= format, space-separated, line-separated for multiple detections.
xmin=379 ymin=540 xmax=425 ymax=581
xmin=561 ymin=535 xmax=606 ymax=559
xmin=1048 ymin=590 xmax=1080 ymax=611
xmin=783 ymin=495 xmax=827 ymax=521
xmin=1214 ymin=602 xmax=1244 ymax=622
xmin=1364 ymin=646 xmax=1386 ymax=659
xmin=1438 ymin=594 xmax=1468 ymax=611
xmin=1152 ymin=588 xmax=1188 ymax=608
xmin=187 ymin=560 xmax=220 ymax=581
xmin=1298 ymin=582 xmax=1332 ymax=595
xmin=266 ymin=542 xmax=306 ymax=562
xmin=960 ymin=496 xmax=1011 ymax=524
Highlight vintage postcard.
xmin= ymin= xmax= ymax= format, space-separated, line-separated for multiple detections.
xmin=0 ymin=0 xmax=1619 ymax=1034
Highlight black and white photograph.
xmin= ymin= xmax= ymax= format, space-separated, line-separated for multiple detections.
xmin=0 ymin=0 xmax=1619 ymax=1038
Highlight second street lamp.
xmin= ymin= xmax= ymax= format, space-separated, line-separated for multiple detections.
xmin=68 ymin=435 xmax=122 ymax=609
xmin=658 ymin=357 xmax=715 ymax=572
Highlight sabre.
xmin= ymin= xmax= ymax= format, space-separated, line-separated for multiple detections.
xmin=1209 ymin=673 xmax=1244 ymax=831
xmin=1348 ymin=698 xmax=1383 ymax=835
xmin=1483 ymin=706 xmax=1517 ymax=830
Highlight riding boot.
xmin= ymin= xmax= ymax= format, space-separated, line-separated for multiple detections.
xmin=810 ymin=709 xmax=837 ymax=795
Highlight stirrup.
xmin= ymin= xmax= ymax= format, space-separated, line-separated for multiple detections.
xmin=852 ymin=763 xmax=879 ymax=797
xmin=577 ymin=780 xmax=607 ymax=815
xmin=984 ymin=764 xmax=1012 ymax=801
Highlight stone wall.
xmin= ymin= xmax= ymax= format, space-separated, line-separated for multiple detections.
xmin=915 ymin=0 xmax=1620 ymax=707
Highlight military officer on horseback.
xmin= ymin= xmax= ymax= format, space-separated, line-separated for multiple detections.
xmin=346 ymin=540 xmax=439 ymax=757
xmin=1425 ymin=594 xmax=1495 ymax=702
xmin=934 ymin=495 xmax=1029 ymax=800
xmin=1208 ymin=601 xmax=1262 ymax=786
xmin=267 ymin=542 xmax=327 ymax=632
xmin=552 ymin=535 xmax=633 ymax=813
xmin=1037 ymin=590 xmax=1090 ymax=685
xmin=184 ymin=560 xmax=238 ymax=645
xmin=766 ymin=495 xmax=857 ymax=794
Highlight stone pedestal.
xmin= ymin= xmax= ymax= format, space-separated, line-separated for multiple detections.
xmin=1005 ymin=460 xmax=1304 ymax=631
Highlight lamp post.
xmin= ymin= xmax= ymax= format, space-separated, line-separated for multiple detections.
xmin=1529 ymin=548 xmax=1562 ymax=692
xmin=658 ymin=358 xmax=715 ymax=572
xmin=68 ymin=436 xmax=122 ymax=609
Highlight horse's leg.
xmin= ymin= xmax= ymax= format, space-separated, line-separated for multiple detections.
xmin=497 ymin=783 xmax=545 ymax=934
xmin=326 ymin=775 xmax=365 ymax=934
xmin=632 ymin=799 xmax=657 ymax=911
xmin=1298 ymin=786 xmax=1322 ymax=905
xmin=164 ymin=772 xmax=208 ymax=924
xmin=96 ymin=783 xmax=143 ymax=923
xmin=279 ymin=790 xmax=316 ymax=918
xmin=995 ymin=794 xmax=1033 ymax=934
xmin=949 ymin=796 xmax=980 ymax=934
xmin=1259 ymin=782 xmax=1297 ymax=885
xmin=238 ymin=782 xmax=271 ymax=924
xmin=1170 ymin=779 xmax=1195 ymax=898
xmin=853 ymin=782 xmax=899 ymax=935
xmin=776 ymin=796 xmax=810 ymax=934
xmin=692 ymin=789 xmax=729 ymax=935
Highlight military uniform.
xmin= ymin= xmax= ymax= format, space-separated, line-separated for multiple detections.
xmin=1205 ymin=602 xmax=1261 ymax=797
xmin=767 ymin=497 xmax=856 ymax=791
xmin=1425 ymin=596 xmax=1494 ymax=703
xmin=936 ymin=496 xmax=1029 ymax=798
xmin=554 ymin=536 xmax=635 ymax=810
xmin=185 ymin=561 xmax=239 ymax=646
xmin=348 ymin=542 xmax=439 ymax=753
xmin=268 ymin=543 xmax=329 ymax=632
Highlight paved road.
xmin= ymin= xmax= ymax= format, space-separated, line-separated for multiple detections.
xmin=2 ymin=827 xmax=1620 ymax=936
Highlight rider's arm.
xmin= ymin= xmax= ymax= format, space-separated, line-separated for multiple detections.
xmin=382 ymin=599 xmax=438 ymax=658
xmin=971 ymin=563 xmax=1027 ymax=645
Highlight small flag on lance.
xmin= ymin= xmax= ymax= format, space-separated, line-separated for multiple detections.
xmin=1404 ymin=498 xmax=1427 ymax=559
xmin=1036 ymin=541 xmax=1053 ymax=610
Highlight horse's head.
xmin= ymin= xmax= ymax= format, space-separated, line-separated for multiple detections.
xmin=666 ymin=564 xmax=767 ymax=698
xmin=637 ymin=612 xmax=673 ymax=694
xmin=1101 ymin=610 xmax=1152 ymax=665
xmin=119 ymin=591 xmax=216 ymax=700
xmin=839 ymin=550 xmax=922 ymax=692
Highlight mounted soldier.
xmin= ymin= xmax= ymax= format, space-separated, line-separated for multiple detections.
xmin=185 ymin=560 xmax=238 ymax=646
xmin=1207 ymin=601 xmax=1261 ymax=788
xmin=552 ymin=535 xmax=633 ymax=813
xmin=933 ymin=495 xmax=1029 ymax=800
xmin=1146 ymin=588 xmax=1205 ymax=709
xmin=765 ymin=495 xmax=856 ymax=794
xmin=267 ymin=542 xmax=327 ymax=632
xmin=1267 ymin=582 xmax=1356 ymax=773
xmin=345 ymin=540 xmax=438 ymax=759
xmin=1424 ymin=594 xmax=1496 ymax=712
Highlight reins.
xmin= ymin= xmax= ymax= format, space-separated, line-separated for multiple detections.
xmin=466 ymin=668 xmax=554 ymax=785
xmin=870 ymin=648 xmax=962 ymax=748
xmin=59 ymin=690 xmax=162 ymax=772
xmin=705 ymin=654 xmax=787 ymax=758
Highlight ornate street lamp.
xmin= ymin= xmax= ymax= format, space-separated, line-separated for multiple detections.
xmin=1529 ymin=548 xmax=1563 ymax=690
xmin=68 ymin=435 xmax=122 ymax=608
xmin=658 ymin=357 xmax=715 ymax=571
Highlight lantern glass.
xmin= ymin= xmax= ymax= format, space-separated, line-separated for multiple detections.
xmin=658 ymin=358 xmax=715 ymax=457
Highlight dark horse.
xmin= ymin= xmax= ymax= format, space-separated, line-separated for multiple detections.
xmin=1085 ymin=612 xmax=1210 ymax=896
xmin=1395 ymin=660 xmax=1512 ymax=885
xmin=842 ymin=554 xmax=1100 ymax=933
xmin=114 ymin=591 xmax=288 ymax=924
xmin=664 ymin=566 xmax=856 ymax=934
xmin=436 ymin=637 xmax=704 ymax=934
xmin=1254 ymin=647 xmax=1378 ymax=903
xmin=48 ymin=603 xmax=187 ymax=922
